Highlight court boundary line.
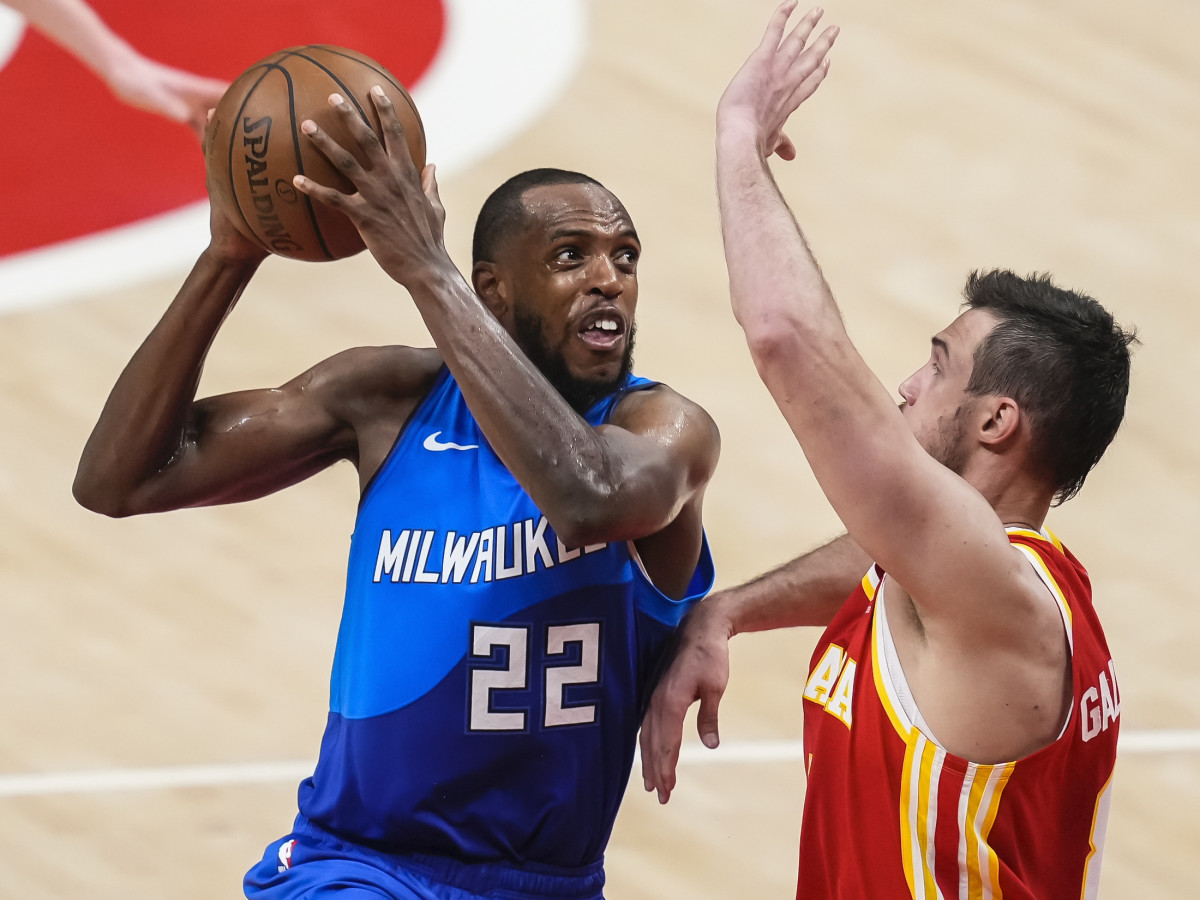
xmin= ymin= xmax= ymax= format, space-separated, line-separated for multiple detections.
xmin=1 ymin=730 xmax=1195 ymax=798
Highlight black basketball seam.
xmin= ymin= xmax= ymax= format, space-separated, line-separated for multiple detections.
xmin=223 ymin=60 xmax=335 ymax=260
xmin=303 ymin=46 xmax=423 ymax=119
xmin=277 ymin=47 xmax=374 ymax=125
xmin=224 ymin=65 xmax=277 ymax=249
xmin=263 ymin=61 xmax=336 ymax=261
xmin=318 ymin=46 xmax=427 ymax=162
xmin=278 ymin=46 xmax=425 ymax=161
xmin=316 ymin=46 xmax=427 ymax=158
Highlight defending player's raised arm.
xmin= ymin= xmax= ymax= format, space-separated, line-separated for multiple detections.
xmin=717 ymin=5 xmax=1038 ymax=634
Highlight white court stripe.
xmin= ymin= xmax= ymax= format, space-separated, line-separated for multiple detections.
xmin=1117 ymin=729 xmax=1200 ymax=752
xmin=678 ymin=729 xmax=1200 ymax=763
xmin=677 ymin=740 xmax=805 ymax=765
xmin=0 ymin=730 xmax=1196 ymax=798
xmin=0 ymin=760 xmax=314 ymax=798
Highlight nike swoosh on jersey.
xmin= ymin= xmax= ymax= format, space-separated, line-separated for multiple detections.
xmin=423 ymin=431 xmax=479 ymax=452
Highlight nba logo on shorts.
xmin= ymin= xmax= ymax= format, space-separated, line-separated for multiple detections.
xmin=276 ymin=839 xmax=297 ymax=872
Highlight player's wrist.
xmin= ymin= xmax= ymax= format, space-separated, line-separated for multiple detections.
xmin=694 ymin=591 xmax=739 ymax=641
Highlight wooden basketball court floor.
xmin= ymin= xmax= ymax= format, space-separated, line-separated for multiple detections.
xmin=2 ymin=0 xmax=1197 ymax=896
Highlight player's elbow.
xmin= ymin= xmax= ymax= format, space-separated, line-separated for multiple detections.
xmin=551 ymin=484 xmax=674 ymax=549
xmin=743 ymin=315 xmax=802 ymax=374
xmin=543 ymin=483 xmax=635 ymax=549
xmin=547 ymin=496 xmax=623 ymax=550
xmin=72 ymin=471 xmax=136 ymax=518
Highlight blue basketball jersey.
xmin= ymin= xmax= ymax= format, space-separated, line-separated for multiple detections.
xmin=296 ymin=367 xmax=714 ymax=869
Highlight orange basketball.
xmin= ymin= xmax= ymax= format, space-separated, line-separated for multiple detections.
xmin=205 ymin=45 xmax=426 ymax=262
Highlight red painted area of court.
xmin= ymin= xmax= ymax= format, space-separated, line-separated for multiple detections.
xmin=0 ymin=0 xmax=443 ymax=257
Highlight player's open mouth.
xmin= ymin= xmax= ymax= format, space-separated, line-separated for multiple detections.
xmin=578 ymin=309 xmax=626 ymax=350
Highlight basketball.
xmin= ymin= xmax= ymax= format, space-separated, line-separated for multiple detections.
xmin=205 ymin=45 xmax=426 ymax=262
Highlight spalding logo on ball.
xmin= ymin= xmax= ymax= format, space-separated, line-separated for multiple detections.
xmin=206 ymin=45 xmax=426 ymax=262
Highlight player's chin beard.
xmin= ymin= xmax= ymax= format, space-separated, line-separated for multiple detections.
xmin=513 ymin=310 xmax=636 ymax=415
xmin=925 ymin=403 xmax=971 ymax=476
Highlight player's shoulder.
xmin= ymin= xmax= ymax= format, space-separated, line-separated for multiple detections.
xmin=613 ymin=380 xmax=715 ymax=427
xmin=303 ymin=345 xmax=443 ymax=420
xmin=316 ymin=345 xmax=442 ymax=393
xmin=611 ymin=380 xmax=721 ymax=463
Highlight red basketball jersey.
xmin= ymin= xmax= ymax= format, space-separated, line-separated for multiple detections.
xmin=797 ymin=528 xmax=1119 ymax=899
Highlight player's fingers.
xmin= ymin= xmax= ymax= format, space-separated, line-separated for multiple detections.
xmin=201 ymin=107 xmax=217 ymax=147
xmin=368 ymin=85 xmax=418 ymax=173
xmin=292 ymin=169 xmax=352 ymax=212
xmin=774 ymin=133 xmax=798 ymax=161
xmin=759 ymin=0 xmax=800 ymax=53
xmin=802 ymin=24 xmax=840 ymax=71
xmin=638 ymin=716 xmax=657 ymax=792
xmin=649 ymin=698 xmax=688 ymax=803
xmin=655 ymin=734 xmax=680 ymax=805
xmin=422 ymin=165 xmax=447 ymax=222
xmin=784 ymin=50 xmax=833 ymax=112
xmin=778 ymin=6 xmax=824 ymax=63
xmin=641 ymin=720 xmax=681 ymax=805
xmin=327 ymin=92 xmax=385 ymax=162
xmin=300 ymin=114 xmax=364 ymax=181
xmin=696 ymin=686 xmax=724 ymax=750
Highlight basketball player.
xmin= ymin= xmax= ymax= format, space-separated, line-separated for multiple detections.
xmin=640 ymin=4 xmax=1134 ymax=897
xmin=73 ymin=89 xmax=719 ymax=898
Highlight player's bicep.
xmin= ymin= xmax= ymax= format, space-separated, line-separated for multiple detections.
xmin=132 ymin=365 xmax=357 ymax=511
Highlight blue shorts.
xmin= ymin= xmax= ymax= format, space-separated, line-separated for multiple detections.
xmin=243 ymin=815 xmax=607 ymax=900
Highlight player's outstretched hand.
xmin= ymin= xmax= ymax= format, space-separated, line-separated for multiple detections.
xmin=292 ymin=87 xmax=450 ymax=289
xmin=639 ymin=597 xmax=735 ymax=804
xmin=107 ymin=54 xmax=229 ymax=140
xmin=717 ymin=1 xmax=839 ymax=162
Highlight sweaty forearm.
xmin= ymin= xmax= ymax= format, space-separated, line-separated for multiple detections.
xmin=74 ymin=250 xmax=261 ymax=515
xmin=405 ymin=266 xmax=643 ymax=537
xmin=718 ymin=533 xmax=870 ymax=634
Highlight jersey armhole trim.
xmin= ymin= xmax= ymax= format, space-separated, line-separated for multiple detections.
xmin=625 ymin=534 xmax=714 ymax=627
xmin=357 ymin=364 xmax=451 ymax=510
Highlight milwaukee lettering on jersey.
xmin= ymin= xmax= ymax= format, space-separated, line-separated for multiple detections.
xmin=372 ymin=516 xmax=607 ymax=584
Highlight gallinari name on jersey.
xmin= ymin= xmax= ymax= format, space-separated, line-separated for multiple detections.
xmin=803 ymin=644 xmax=1121 ymax=743
xmin=372 ymin=516 xmax=607 ymax=585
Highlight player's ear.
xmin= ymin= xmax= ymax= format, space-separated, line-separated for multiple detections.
xmin=472 ymin=261 xmax=509 ymax=320
xmin=979 ymin=396 xmax=1021 ymax=447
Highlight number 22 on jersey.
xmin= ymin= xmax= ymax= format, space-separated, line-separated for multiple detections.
xmin=468 ymin=622 xmax=602 ymax=731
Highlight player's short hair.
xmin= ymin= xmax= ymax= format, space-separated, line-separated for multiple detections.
xmin=962 ymin=269 xmax=1137 ymax=505
xmin=472 ymin=168 xmax=606 ymax=265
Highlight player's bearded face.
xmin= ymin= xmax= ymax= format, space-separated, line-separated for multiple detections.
xmin=513 ymin=307 xmax=636 ymax=414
